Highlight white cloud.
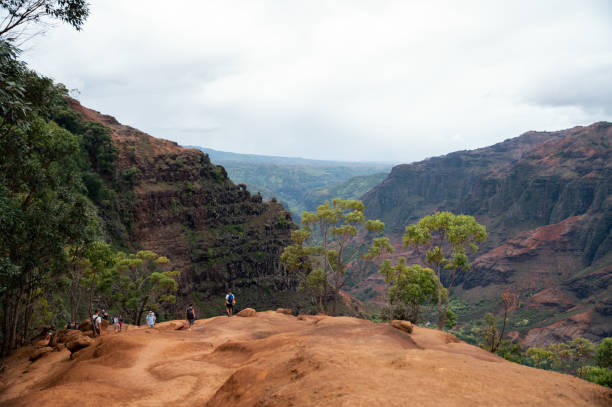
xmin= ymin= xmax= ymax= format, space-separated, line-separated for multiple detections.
xmin=22 ymin=0 xmax=612 ymax=162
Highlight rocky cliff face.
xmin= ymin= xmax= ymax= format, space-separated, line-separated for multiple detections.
xmin=69 ymin=100 xmax=305 ymax=315
xmin=362 ymin=122 xmax=612 ymax=345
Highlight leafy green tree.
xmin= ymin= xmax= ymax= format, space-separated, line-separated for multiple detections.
xmin=0 ymin=109 xmax=97 ymax=355
xmin=304 ymin=268 xmax=329 ymax=313
xmin=82 ymin=241 xmax=115 ymax=318
xmin=379 ymin=257 xmax=440 ymax=323
xmin=0 ymin=0 xmax=92 ymax=357
xmin=284 ymin=198 xmax=385 ymax=315
xmin=403 ymin=211 xmax=487 ymax=329
xmin=108 ymin=250 xmax=179 ymax=325
xmin=281 ymin=230 xmax=315 ymax=282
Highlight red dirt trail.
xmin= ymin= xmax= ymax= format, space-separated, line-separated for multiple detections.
xmin=1 ymin=311 xmax=610 ymax=406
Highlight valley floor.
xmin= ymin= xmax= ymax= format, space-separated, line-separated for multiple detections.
xmin=0 ymin=311 xmax=610 ymax=406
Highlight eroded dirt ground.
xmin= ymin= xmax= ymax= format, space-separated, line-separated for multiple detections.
xmin=1 ymin=311 xmax=610 ymax=406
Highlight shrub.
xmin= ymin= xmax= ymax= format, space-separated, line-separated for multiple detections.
xmin=596 ymin=338 xmax=612 ymax=368
xmin=577 ymin=366 xmax=612 ymax=388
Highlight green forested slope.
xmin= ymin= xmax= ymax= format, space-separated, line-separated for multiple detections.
xmin=189 ymin=146 xmax=392 ymax=221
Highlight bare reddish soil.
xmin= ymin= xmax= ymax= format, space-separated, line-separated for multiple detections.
xmin=1 ymin=312 xmax=609 ymax=406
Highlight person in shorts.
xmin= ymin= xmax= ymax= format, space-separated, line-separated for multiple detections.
xmin=185 ymin=304 xmax=196 ymax=330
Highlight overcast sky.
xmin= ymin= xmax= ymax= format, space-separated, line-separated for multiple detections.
xmin=22 ymin=1 xmax=612 ymax=162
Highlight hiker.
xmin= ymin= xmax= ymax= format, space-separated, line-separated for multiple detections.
xmin=146 ymin=311 xmax=156 ymax=328
xmin=113 ymin=315 xmax=120 ymax=333
xmin=118 ymin=315 xmax=123 ymax=332
xmin=225 ymin=291 xmax=235 ymax=317
xmin=92 ymin=310 xmax=102 ymax=337
xmin=185 ymin=304 xmax=196 ymax=330
xmin=102 ymin=309 xmax=109 ymax=320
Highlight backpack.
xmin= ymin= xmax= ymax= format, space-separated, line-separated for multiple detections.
xmin=187 ymin=307 xmax=194 ymax=319
xmin=227 ymin=294 xmax=234 ymax=305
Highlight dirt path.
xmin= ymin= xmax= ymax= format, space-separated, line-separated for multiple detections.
xmin=1 ymin=312 xmax=610 ymax=406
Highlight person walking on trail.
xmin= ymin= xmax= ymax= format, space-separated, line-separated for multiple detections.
xmin=118 ymin=315 xmax=123 ymax=332
xmin=146 ymin=311 xmax=156 ymax=328
xmin=225 ymin=291 xmax=235 ymax=317
xmin=185 ymin=304 xmax=196 ymax=330
xmin=92 ymin=310 xmax=102 ymax=337
xmin=113 ymin=315 xmax=120 ymax=333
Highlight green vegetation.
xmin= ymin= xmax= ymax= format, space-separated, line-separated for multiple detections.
xmin=491 ymin=337 xmax=612 ymax=388
xmin=0 ymin=22 xmax=174 ymax=359
xmin=302 ymin=172 xmax=388 ymax=212
xmin=403 ymin=212 xmax=487 ymax=329
xmin=0 ymin=36 xmax=98 ymax=356
xmin=102 ymin=250 xmax=179 ymax=326
xmin=378 ymin=258 xmax=440 ymax=323
xmin=191 ymin=146 xmax=391 ymax=221
xmin=478 ymin=291 xmax=519 ymax=352
xmin=281 ymin=198 xmax=386 ymax=315
xmin=469 ymin=308 xmax=612 ymax=388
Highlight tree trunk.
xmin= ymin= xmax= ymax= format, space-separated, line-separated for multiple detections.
xmin=22 ymin=290 xmax=34 ymax=344
xmin=1 ymin=294 xmax=12 ymax=358
xmin=136 ymin=295 xmax=149 ymax=326
xmin=69 ymin=262 xmax=83 ymax=323
xmin=436 ymin=264 xmax=444 ymax=330
xmin=494 ymin=308 xmax=509 ymax=352
xmin=322 ymin=283 xmax=328 ymax=314
xmin=8 ymin=279 xmax=25 ymax=351
xmin=88 ymin=278 xmax=95 ymax=319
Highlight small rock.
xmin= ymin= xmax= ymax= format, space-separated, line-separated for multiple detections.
xmin=391 ymin=320 xmax=413 ymax=334
xmin=237 ymin=308 xmax=257 ymax=317
xmin=276 ymin=308 xmax=293 ymax=315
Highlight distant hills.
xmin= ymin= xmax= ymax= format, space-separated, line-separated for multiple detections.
xmin=187 ymin=146 xmax=393 ymax=222
xmin=361 ymin=122 xmax=612 ymax=346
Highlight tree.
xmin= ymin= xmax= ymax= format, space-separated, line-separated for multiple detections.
xmin=379 ymin=257 xmax=441 ymax=323
xmin=0 ymin=0 xmax=89 ymax=40
xmin=304 ymin=268 xmax=328 ymax=313
xmin=0 ymin=3 xmax=91 ymax=358
xmin=82 ymin=241 xmax=115 ymax=318
xmin=0 ymin=112 xmax=96 ymax=356
xmin=403 ymin=212 xmax=487 ymax=329
xmin=283 ymin=198 xmax=385 ymax=315
xmin=109 ymin=250 xmax=179 ymax=325
xmin=480 ymin=290 xmax=518 ymax=352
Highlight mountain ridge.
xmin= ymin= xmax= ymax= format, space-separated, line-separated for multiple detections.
xmin=67 ymin=99 xmax=310 ymax=316
xmin=361 ymin=121 xmax=611 ymax=345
